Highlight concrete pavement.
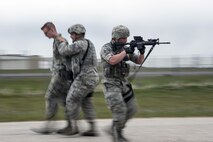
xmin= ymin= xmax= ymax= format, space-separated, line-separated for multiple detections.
xmin=0 ymin=117 xmax=213 ymax=142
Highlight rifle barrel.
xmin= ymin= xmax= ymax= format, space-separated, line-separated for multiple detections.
xmin=158 ymin=42 xmax=170 ymax=44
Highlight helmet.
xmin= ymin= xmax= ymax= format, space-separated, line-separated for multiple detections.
xmin=112 ymin=25 xmax=130 ymax=39
xmin=68 ymin=24 xmax=86 ymax=34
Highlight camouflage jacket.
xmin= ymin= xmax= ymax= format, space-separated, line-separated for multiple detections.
xmin=100 ymin=42 xmax=139 ymax=80
xmin=51 ymin=34 xmax=68 ymax=73
xmin=57 ymin=38 xmax=98 ymax=78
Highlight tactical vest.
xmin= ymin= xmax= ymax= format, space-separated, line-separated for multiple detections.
xmin=103 ymin=44 xmax=130 ymax=78
xmin=103 ymin=61 xmax=130 ymax=78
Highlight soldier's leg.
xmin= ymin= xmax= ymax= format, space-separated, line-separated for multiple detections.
xmin=81 ymin=93 xmax=99 ymax=136
xmin=45 ymin=96 xmax=58 ymax=121
xmin=32 ymin=76 xmax=59 ymax=134
xmin=114 ymin=97 xmax=137 ymax=142
xmin=103 ymin=82 xmax=127 ymax=142
xmin=81 ymin=68 xmax=99 ymax=130
xmin=57 ymin=93 xmax=73 ymax=134
xmin=114 ymin=81 xmax=137 ymax=141
xmin=126 ymin=98 xmax=137 ymax=121
xmin=45 ymin=74 xmax=71 ymax=119
xmin=55 ymin=79 xmax=73 ymax=134
xmin=59 ymin=79 xmax=84 ymax=135
xmin=122 ymin=81 xmax=137 ymax=122
xmin=45 ymin=75 xmax=65 ymax=120
xmin=36 ymin=75 xmax=72 ymax=134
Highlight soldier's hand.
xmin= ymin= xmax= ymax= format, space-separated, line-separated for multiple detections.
xmin=130 ymin=40 xmax=137 ymax=48
xmin=124 ymin=46 xmax=134 ymax=54
xmin=55 ymin=36 xmax=65 ymax=42
xmin=138 ymin=45 xmax=146 ymax=54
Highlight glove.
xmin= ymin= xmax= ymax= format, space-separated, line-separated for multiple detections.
xmin=138 ymin=45 xmax=146 ymax=54
xmin=124 ymin=46 xmax=134 ymax=54
xmin=130 ymin=40 xmax=137 ymax=48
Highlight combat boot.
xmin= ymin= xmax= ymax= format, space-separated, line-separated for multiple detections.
xmin=119 ymin=130 xmax=129 ymax=142
xmin=59 ymin=120 xmax=79 ymax=135
xmin=112 ymin=122 xmax=129 ymax=142
xmin=31 ymin=121 xmax=56 ymax=134
xmin=81 ymin=121 xmax=99 ymax=136
xmin=56 ymin=120 xmax=72 ymax=134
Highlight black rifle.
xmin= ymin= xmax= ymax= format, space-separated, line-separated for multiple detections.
xmin=113 ymin=36 xmax=171 ymax=81
xmin=129 ymin=36 xmax=170 ymax=65
xmin=133 ymin=36 xmax=170 ymax=45
xmin=113 ymin=36 xmax=170 ymax=47
xmin=130 ymin=36 xmax=170 ymax=50
xmin=113 ymin=36 xmax=170 ymax=54
xmin=113 ymin=36 xmax=170 ymax=64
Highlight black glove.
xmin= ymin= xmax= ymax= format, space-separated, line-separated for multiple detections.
xmin=130 ymin=40 xmax=137 ymax=48
xmin=137 ymin=45 xmax=146 ymax=54
xmin=124 ymin=46 xmax=134 ymax=54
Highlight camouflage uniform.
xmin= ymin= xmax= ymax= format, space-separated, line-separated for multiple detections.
xmin=57 ymin=24 xmax=99 ymax=135
xmin=100 ymin=25 xmax=139 ymax=142
xmin=32 ymin=34 xmax=73 ymax=134
xmin=45 ymin=36 xmax=72 ymax=120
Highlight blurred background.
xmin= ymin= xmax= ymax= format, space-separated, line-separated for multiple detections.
xmin=0 ymin=54 xmax=213 ymax=69
xmin=0 ymin=0 xmax=213 ymax=122
xmin=1 ymin=0 xmax=213 ymax=58
xmin=1 ymin=0 xmax=213 ymax=68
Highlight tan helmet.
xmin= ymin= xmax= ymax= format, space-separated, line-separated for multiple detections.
xmin=112 ymin=25 xmax=130 ymax=39
xmin=68 ymin=24 xmax=86 ymax=34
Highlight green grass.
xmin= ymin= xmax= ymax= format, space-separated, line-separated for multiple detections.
xmin=0 ymin=67 xmax=212 ymax=74
xmin=0 ymin=69 xmax=50 ymax=74
xmin=0 ymin=75 xmax=213 ymax=122
xmin=135 ymin=86 xmax=213 ymax=117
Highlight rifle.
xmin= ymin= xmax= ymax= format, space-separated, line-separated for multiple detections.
xmin=114 ymin=36 xmax=170 ymax=48
xmin=113 ymin=36 xmax=170 ymax=64
xmin=113 ymin=36 xmax=170 ymax=53
xmin=130 ymin=36 xmax=170 ymax=49
xmin=129 ymin=36 xmax=170 ymax=64
xmin=113 ymin=36 xmax=171 ymax=81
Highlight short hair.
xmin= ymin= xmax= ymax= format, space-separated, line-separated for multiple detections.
xmin=41 ymin=22 xmax=55 ymax=30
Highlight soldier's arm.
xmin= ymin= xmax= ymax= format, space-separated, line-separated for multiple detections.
xmin=56 ymin=40 xmax=82 ymax=56
xmin=129 ymin=53 xmax=144 ymax=64
xmin=101 ymin=44 xmax=126 ymax=65
xmin=108 ymin=51 xmax=126 ymax=65
xmin=135 ymin=54 xmax=144 ymax=64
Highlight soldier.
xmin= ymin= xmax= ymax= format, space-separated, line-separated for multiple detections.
xmin=32 ymin=22 xmax=73 ymax=134
xmin=100 ymin=25 xmax=145 ymax=142
xmin=54 ymin=24 xmax=100 ymax=136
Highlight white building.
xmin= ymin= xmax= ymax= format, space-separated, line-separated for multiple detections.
xmin=0 ymin=54 xmax=40 ymax=70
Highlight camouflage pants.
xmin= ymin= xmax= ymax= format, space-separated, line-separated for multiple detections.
xmin=103 ymin=79 xmax=137 ymax=130
xmin=66 ymin=69 xmax=99 ymax=122
xmin=45 ymin=73 xmax=72 ymax=120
